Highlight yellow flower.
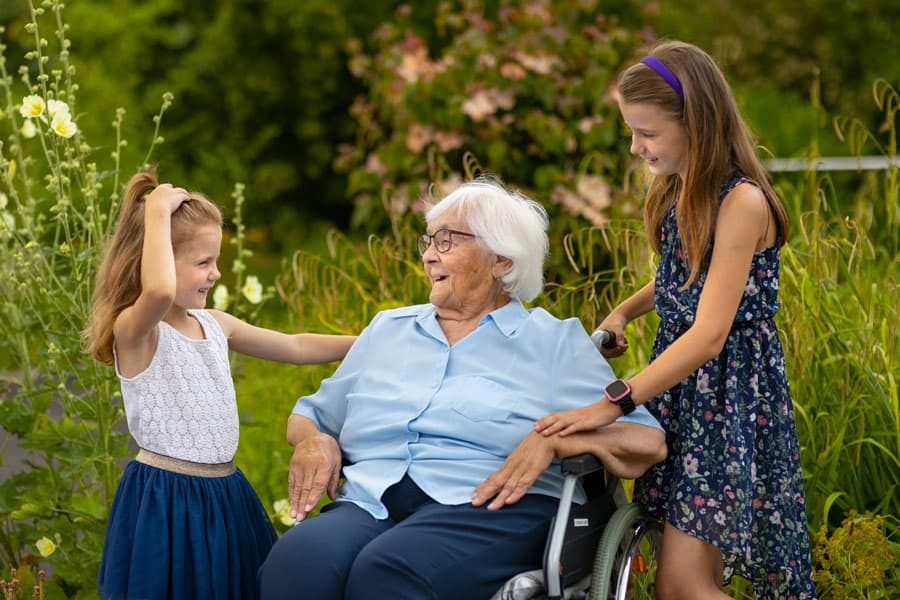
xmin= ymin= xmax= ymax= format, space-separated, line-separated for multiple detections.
xmin=0 ymin=192 xmax=6 ymax=210
xmin=35 ymin=536 xmax=56 ymax=557
xmin=213 ymin=285 xmax=230 ymax=310
xmin=47 ymin=99 xmax=70 ymax=121
xmin=19 ymin=94 xmax=45 ymax=118
xmin=241 ymin=275 xmax=263 ymax=304
xmin=51 ymin=115 xmax=77 ymax=138
xmin=59 ymin=242 xmax=70 ymax=256
xmin=9 ymin=160 xmax=16 ymax=178
xmin=273 ymin=499 xmax=296 ymax=527
xmin=20 ymin=119 xmax=37 ymax=139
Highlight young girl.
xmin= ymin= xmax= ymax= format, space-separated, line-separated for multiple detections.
xmin=535 ymin=42 xmax=816 ymax=599
xmin=87 ymin=171 xmax=356 ymax=600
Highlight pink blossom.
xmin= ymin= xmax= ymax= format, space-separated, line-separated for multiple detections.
xmin=434 ymin=130 xmax=464 ymax=152
xmin=406 ymin=123 xmax=432 ymax=153
xmin=500 ymin=62 xmax=527 ymax=80
xmin=462 ymin=90 xmax=497 ymax=122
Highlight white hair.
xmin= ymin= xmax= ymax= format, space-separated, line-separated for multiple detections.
xmin=425 ymin=177 xmax=549 ymax=302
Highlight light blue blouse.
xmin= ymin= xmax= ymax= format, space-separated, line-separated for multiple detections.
xmin=293 ymin=300 xmax=662 ymax=519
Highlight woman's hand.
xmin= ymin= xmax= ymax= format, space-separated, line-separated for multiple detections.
xmin=288 ymin=432 xmax=342 ymax=521
xmin=535 ymin=401 xmax=619 ymax=437
xmin=471 ymin=431 xmax=557 ymax=510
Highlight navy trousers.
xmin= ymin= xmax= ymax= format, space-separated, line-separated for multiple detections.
xmin=258 ymin=474 xmax=557 ymax=599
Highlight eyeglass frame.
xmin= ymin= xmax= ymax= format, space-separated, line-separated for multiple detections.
xmin=417 ymin=228 xmax=476 ymax=256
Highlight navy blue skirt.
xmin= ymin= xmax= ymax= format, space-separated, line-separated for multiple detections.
xmin=97 ymin=460 xmax=276 ymax=600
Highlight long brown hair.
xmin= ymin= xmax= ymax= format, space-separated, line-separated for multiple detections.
xmin=86 ymin=170 xmax=222 ymax=364
xmin=618 ymin=41 xmax=788 ymax=284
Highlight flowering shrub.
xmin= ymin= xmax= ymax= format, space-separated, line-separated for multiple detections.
xmin=812 ymin=511 xmax=899 ymax=599
xmin=335 ymin=0 xmax=655 ymax=235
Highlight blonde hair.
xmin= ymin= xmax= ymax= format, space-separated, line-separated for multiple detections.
xmin=618 ymin=40 xmax=788 ymax=284
xmin=86 ymin=170 xmax=223 ymax=364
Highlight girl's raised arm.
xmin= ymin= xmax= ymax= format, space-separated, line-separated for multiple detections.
xmin=113 ymin=185 xmax=191 ymax=354
xmin=210 ymin=310 xmax=357 ymax=365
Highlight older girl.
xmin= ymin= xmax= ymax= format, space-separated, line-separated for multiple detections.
xmin=535 ymin=42 xmax=816 ymax=599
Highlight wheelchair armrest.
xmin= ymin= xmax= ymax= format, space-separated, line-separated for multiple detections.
xmin=560 ymin=453 xmax=603 ymax=476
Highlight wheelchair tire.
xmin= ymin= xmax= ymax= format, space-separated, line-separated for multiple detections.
xmin=588 ymin=503 xmax=663 ymax=600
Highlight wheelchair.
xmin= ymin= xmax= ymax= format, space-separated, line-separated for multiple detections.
xmin=491 ymin=453 xmax=663 ymax=600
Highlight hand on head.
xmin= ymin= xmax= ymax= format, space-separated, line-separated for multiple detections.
xmin=145 ymin=183 xmax=191 ymax=214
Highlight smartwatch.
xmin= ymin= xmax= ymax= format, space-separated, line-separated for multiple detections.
xmin=605 ymin=379 xmax=636 ymax=415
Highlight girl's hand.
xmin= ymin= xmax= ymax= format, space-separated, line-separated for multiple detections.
xmin=145 ymin=183 xmax=190 ymax=214
xmin=595 ymin=315 xmax=629 ymax=359
xmin=535 ymin=402 xmax=617 ymax=437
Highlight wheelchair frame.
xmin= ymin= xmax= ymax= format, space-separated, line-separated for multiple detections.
xmin=497 ymin=453 xmax=663 ymax=600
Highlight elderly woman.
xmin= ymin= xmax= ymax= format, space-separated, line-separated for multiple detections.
xmin=259 ymin=177 xmax=666 ymax=600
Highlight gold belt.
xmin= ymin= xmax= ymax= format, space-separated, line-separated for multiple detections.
xmin=135 ymin=448 xmax=236 ymax=478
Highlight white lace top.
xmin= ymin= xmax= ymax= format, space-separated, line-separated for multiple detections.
xmin=114 ymin=309 xmax=239 ymax=464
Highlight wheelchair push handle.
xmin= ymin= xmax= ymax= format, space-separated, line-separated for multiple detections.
xmin=590 ymin=328 xmax=619 ymax=350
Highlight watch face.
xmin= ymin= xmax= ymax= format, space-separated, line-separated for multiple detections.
xmin=606 ymin=379 xmax=630 ymax=400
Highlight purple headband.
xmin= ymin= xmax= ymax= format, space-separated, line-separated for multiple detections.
xmin=641 ymin=56 xmax=684 ymax=100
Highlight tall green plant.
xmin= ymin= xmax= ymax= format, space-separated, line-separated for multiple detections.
xmin=1 ymin=2 xmax=167 ymax=595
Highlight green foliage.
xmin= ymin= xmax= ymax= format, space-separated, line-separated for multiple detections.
xmin=0 ymin=2 xmax=183 ymax=594
xmin=0 ymin=2 xmax=145 ymax=595
xmin=651 ymin=0 xmax=900 ymax=157
xmin=335 ymin=0 xmax=653 ymax=241
xmin=0 ymin=3 xmax=268 ymax=595
xmin=1 ymin=0 xmax=404 ymax=239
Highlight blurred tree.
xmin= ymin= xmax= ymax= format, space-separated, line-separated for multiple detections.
xmin=335 ymin=0 xmax=654 ymax=242
xmin=2 ymin=0 xmax=406 ymax=248
xmin=650 ymin=0 xmax=900 ymax=156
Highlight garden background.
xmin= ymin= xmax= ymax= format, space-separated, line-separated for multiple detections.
xmin=0 ymin=0 xmax=897 ymax=598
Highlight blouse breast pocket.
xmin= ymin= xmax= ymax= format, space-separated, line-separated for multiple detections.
xmin=448 ymin=376 xmax=520 ymax=422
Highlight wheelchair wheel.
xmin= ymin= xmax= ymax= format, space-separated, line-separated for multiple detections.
xmin=589 ymin=503 xmax=662 ymax=600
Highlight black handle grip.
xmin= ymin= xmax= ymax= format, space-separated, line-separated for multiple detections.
xmin=590 ymin=329 xmax=618 ymax=349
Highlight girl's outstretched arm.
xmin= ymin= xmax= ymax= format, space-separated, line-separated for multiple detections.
xmin=210 ymin=310 xmax=357 ymax=364
xmin=113 ymin=185 xmax=191 ymax=371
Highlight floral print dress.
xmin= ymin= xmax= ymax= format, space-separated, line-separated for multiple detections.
xmin=634 ymin=174 xmax=817 ymax=599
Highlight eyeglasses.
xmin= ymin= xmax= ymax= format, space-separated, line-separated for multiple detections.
xmin=417 ymin=228 xmax=476 ymax=256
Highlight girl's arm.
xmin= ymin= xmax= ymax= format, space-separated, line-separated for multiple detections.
xmin=540 ymin=183 xmax=772 ymax=435
xmin=112 ymin=185 xmax=191 ymax=366
xmin=210 ymin=309 xmax=356 ymax=364
xmin=627 ymin=183 xmax=771 ymax=403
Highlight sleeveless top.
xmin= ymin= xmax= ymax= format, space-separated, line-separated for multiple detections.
xmin=114 ymin=309 xmax=239 ymax=464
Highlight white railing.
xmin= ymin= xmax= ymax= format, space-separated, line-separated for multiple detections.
xmin=765 ymin=156 xmax=898 ymax=172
